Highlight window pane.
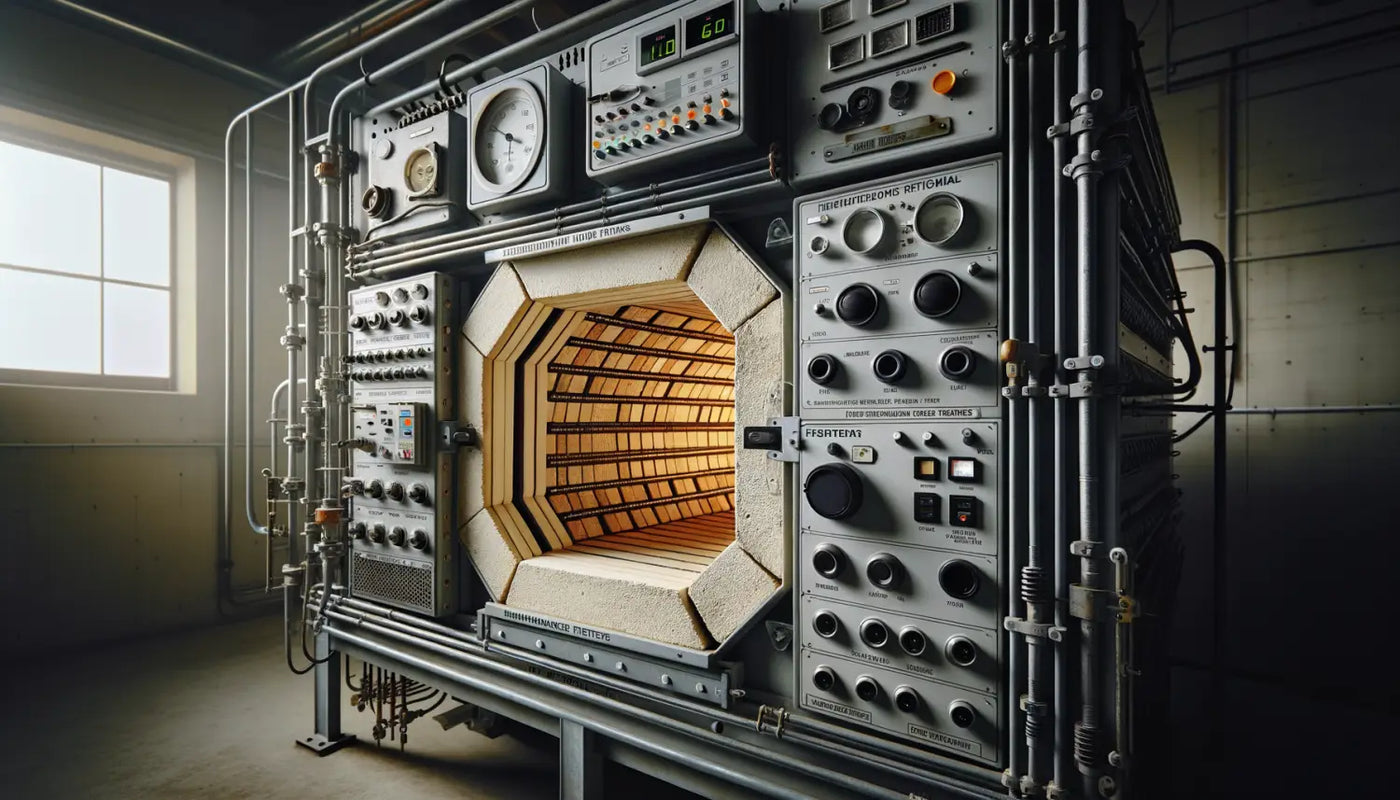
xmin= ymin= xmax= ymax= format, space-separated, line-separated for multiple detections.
xmin=103 ymin=284 xmax=170 ymax=378
xmin=0 ymin=141 xmax=101 ymax=276
xmin=0 ymin=267 xmax=101 ymax=373
xmin=103 ymin=167 xmax=171 ymax=286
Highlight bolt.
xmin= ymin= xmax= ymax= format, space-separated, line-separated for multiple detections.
xmin=696 ymin=683 xmax=707 ymax=694
xmin=535 ymin=639 xmax=546 ymax=649
xmin=968 ymin=261 xmax=983 ymax=276
xmin=615 ymin=661 xmax=626 ymax=672
xmin=661 ymin=674 xmax=672 ymax=686
xmin=497 ymin=630 xmax=506 ymax=640
xmin=583 ymin=653 xmax=593 ymax=663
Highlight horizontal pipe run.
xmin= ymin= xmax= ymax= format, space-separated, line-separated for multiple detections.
xmin=352 ymin=169 xmax=776 ymax=274
xmin=318 ymin=594 xmax=1002 ymax=789
xmin=1229 ymin=404 xmax=1400 ymax=416
xmin=359 ymin=180 xmax=786 ymax=279
xmin=349 ymin=158 xmax=771 ymax=262
xmin=325 ymin=621 xmax=910 ymax=800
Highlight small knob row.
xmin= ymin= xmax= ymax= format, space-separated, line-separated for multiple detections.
xmin=348 ymin=521 xmax=430 ymax=551
xmin=348 ymin=346 xmax=432 ymax=363
xmin=351 ymin=367 xmax=430 ymax=381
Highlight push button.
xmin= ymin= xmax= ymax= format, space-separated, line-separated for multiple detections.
xmin=950 ymin=495 xmax=980 ymax=527
xmin=913 ymin=457 xmax=940 ymax=481
xmin=914 ymin=492 xmax=940 ymax=524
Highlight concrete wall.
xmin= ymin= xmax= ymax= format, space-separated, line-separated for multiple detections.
xmin=1126 ymin=1 xmax=1400 ymax=795
xmin=0 ymin=4 xmax=292 ymax=653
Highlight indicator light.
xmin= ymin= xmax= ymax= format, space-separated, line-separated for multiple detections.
xmin=931 ymin=69 xmax=957 ymax=95
xmin=702 ymin=104 xmax=712 ymax=114
xmin=720 ymin=97 xmax=731 ymax=108
xmin=949 ymin=457 xmax=979 ymax=482
xmin=687 ymin=109 xmax=697 ymax=119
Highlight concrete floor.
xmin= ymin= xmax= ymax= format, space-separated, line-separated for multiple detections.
xmin=0 ymin=615 xmax=699 ymax=799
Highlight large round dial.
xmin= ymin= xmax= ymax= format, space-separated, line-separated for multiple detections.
xmin=914 ymin=193 xmax=968 ymax=245
xmin=403 ymin=146 xmax=440 ymax=196
xmin=474 ymin=84 xmax=544 ymax=193
xmin=804 ymin=463 xmax=864 ymax=520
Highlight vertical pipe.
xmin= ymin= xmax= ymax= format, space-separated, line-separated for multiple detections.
xmin=1073 ymin=1 xmax=1102 ymax=795
xmin=1050 ymin=0 xmax=1074 ymax=793
xmin=1024 ymin=0 xmax=1049 ymax=790
xmin=1005 ymin=0 xmax=1027 ymax=789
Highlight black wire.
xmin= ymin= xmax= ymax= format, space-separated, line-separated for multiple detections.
xmin=1172 ymin=411 xmax=1212 ymax=444
xmin=437 ymin=54 xmax=471 ymax=96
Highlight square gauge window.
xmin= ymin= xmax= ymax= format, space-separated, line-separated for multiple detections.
xmin=949 ymin=457 xmax=979 ymax=482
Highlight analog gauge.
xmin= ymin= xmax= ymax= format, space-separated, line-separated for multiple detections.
xmin=914 ymin=192 xmax=967 ymax=245
xmin=403 ymin=145 xmax=440 ymax=197
xmin=474 ymin=84 xmax=545 ymax=194
xmin=842 ymin=207 xmax=890 ymax=254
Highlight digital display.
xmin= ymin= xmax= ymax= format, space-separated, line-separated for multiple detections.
xmin=640 ymin=24 xmax=678 ymax=67
xmin=684 ymin=2 xmax=736 ymax=49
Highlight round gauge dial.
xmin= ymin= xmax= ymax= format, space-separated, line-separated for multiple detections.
xmin=474 ymin=84 xmax=544 ymax=193
xmin=403 ymin=146 xmax=440 ymax=196
xmin=914 ymin=193 xmax=967 ymax=245
xmin=842 ymin=207 xmax=891 ymax=255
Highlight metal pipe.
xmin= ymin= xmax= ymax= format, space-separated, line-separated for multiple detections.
xmin=275 ymin=0 xmax=437 ymax=71
xmin=1230 ymin=404 xmax=1400 ymax=415
xmin=33 ymin=0 xmax=282 ymax=90
xmin=326 ymin=622 xmax=922 ymax=800
xmin=1050 ymin=0 xmax=1073 ymax=793
xmin=325 ymin=0 xmax=541 ymax=145
xmin=364 ymin=0 xmax=639 ymax=121
xmin=1072 ymin=1 xmax=1103 ymax=793
xmin=359 ymin=179 xmax=786 ymax=279
xmin=349 ymin=157 xmax=772 ymax=263
xmin=354 ymin=168 xmax=777 ymax=276
xmin=1004 ymin=0 xmax=1026 ymax=790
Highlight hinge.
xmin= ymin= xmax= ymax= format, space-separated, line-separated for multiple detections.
xmin=743 ymin=416 xmax=799 ymax=463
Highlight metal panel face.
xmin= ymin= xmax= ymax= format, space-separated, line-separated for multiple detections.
xmin=584 ymin=0 xmax=761 ymax=184
xmin=788 ymin=0 xmax=1002 ymax=190
xmin=795 ymin=420 xmax=1001 ymax=759
xmin=354 ymin=111 xmax=469 ymax=241
xmin=346 ymin=274 xmax=456 ymax=617
xmin=796 ymin=158 xmax=1002 ymax=421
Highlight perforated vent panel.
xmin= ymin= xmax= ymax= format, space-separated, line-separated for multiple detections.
xmin=351 ymin=552 xmax=434 ymax=613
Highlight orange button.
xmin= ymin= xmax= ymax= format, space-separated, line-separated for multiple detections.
xmin=931 ymin=70 xmax=957 ymax=95
xmin=687 ymin=109 xmax=697 ymax=119
xmin=720 ymin=98 xmax=731 ymax=108
xmin=702 ymin=104 xmax=712 ymax=114
xmin=672 ymin=114 xmax=681 ymax=123
xmin=592 ymin=140 xmax=601 ymax=148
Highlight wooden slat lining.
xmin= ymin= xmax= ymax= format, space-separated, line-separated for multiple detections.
xmin=543 ymin=466 xmax=733 ymax=496
xmin=565 ymin=338 xmax=735 ymax=365
xmin=581 ymin=311 xmax=732 ymax=342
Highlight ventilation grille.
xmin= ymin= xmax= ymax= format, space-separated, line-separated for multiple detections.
xmin=350 ymin=551 xmax=434 ymax=613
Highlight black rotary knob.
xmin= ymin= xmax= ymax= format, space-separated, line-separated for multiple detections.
xmin=409 ymin=529 xmax=429 ymax=551
xmin=835 ymin=283 xmax=880 ymax=327
xmin=388 ymin=526 xmax=406 ymax=547
xmin=804 ymin=463 xmax=863 ymax=520
xmin=386 ymin=482 xmax=405 ymax=502
xmin=408 ymin=483 xmax=430 ymax=504
xmin=365 ymin=480 xmax=384 ymax=499
xmin=369 ymin=523 xmax=386 ymax=543
xmin=847 ymin=86 xmax=880 ymax=124
xmin=348 ymin=522 xmax=367 ymax=539
xmin=818 ymin=102 xmax=849 ymax=131
xmin=913 ymin=270 xmax=963 ymax=318
xmin=939 ymin=559 xmax=982 ymax=599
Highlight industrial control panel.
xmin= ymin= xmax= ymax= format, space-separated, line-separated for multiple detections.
xmin=796 ymin=157 xmax=1001 ymax=419
xmin=585 ymin=0 xmax=762 ymax=183
xmin=354 ymin=109 xmax=470 ymax=240
xmin=788 ymin=0 xmax=1002 ymax=189
xmin=346 ymin=274 xmax=457 ymax=617
xmin=794 ymin=157 xmax=1003 ymax=761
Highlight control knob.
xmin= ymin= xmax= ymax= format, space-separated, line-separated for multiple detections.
xmin=803 ymin=463 xmax=863 ymax=520
xmin=348 ymin=522 xmax=367 ymax=539
xmin=386 ymin=482 xmax=405 ymax=502
xmin=365 ymin=480 xmax=384 ymax=499
xmin=388 ymin=526 xmax=406 ymax=547
xmin=408 ymin=483 xmax=430 ymax=504
xmin=409 ymin=529 xmax=429 ymax=551
xmin=369 ymin=523 xmax=387 ymax=543
xmin=913 ymin=270 xmax=963 ymax=318
xmin=834 ymin=283 xmax=881 ymax=327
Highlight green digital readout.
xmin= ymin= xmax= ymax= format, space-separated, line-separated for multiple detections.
xmin=640 ymin=24 xmax=678 ymax=67
xmin=684 ymin=2 xmax=736 ymax=49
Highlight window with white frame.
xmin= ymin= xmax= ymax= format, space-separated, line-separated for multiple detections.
xmin=0 ymin=136 xmax=174 ymax=389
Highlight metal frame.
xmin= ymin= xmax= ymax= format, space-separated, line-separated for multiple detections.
xmin=222 ymin=1 xmax=1213 ymax=796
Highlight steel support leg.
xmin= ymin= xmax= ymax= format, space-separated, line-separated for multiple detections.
xmin=560 ymin=719 xmax=604 ymax=800
xmin=296 ymin=630 xmax=355 ymax=755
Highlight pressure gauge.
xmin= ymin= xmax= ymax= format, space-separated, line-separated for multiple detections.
xmin=473 ymin=84 xmax=544 ymax=194
xmin=466 ymin=65 xmax=571 ymax=214
xmin=403 ymin=145 xmax=441 ymax=197
xmin=914 ymin=193 xmax=968 ymax=246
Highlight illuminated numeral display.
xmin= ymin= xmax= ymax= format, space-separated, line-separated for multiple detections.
xmin=684 ymin=2 xmax=736 ymax=49
xmin=640 ymin=24 xmax=678 ymax=67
